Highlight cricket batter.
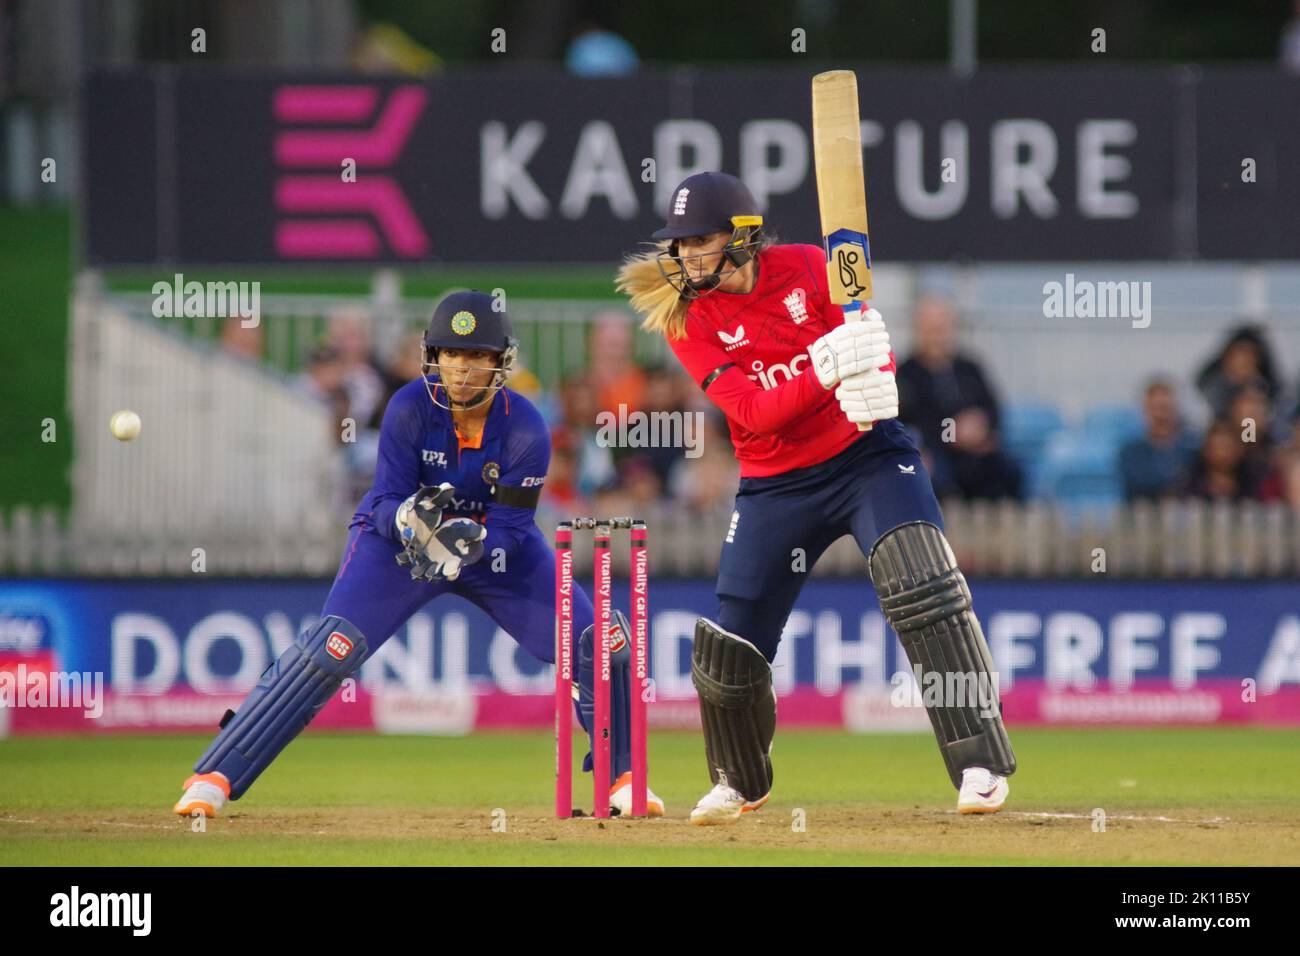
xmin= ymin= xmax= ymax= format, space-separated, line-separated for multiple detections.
xmin=173 ymin=291 xmax=663 ymax=818
xmin=617 ymin=172 xmax=1015 ymax=824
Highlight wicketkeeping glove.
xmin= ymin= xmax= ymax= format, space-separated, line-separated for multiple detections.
xmin=395 ymin=483 xmax=457 ymax=562
xmin=405 ymin=518 xmax=488 ymax=582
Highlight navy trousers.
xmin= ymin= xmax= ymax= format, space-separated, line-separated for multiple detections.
xmin=715 ymin=420 xmax=944 ymax=661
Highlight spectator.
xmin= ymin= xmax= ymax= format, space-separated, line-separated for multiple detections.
xmin=634 ymin=363 xmax=694 ymax=492
xmin=1281 ymin=0 xmax=1300 ymax=72
xmin=296 ymin=344 xmax=350 ymax=427
xmin=220 ymin=316 xmax=263 ymax=363
xmin=328 ymin=308 xmax=388 ymax=429
xmin=502 ymin=360 xmax=555 ymax=423
xmin=1225 ymin=383 xmax=1278 ymax=494
xmin=593 ymin=457 xmax=663 ymax=519
xmin=379 ymin=330 xmax=426 ymax=400
xmin=542 ymin=435 xmax=587 ymax=514
xmin=1179 ymin=420 xmax=1262 ymax=501
xmin=587 ymin=311 xmax=646 ymax=414
xmin=1119 ymin=379 xmax=1198 ymax=500
xmin=621 ymin=457 xmax=664 ymax=508
xmin=553 ymin=373 xmax=616 ymax=497
xmin=896 ymin=295 xmax=1021 ymax=499
xmin=669 ymin=415 xmax=740 ymax=514
xmin=376 ymin=327 xmax=474 ymax=424
xmin=565 ymin=21 xmax=639 ymax=77
xmin=1194 ymin=325 xmax=1282 ymax=421
xmin=946 ymin=407 xmax=1023 ymax=500
xmin=1260 ymin=413 xmax=1300 ymax=506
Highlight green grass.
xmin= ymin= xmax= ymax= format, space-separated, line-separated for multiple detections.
xmin=2 ymin=728 xmax=1298 ymax=866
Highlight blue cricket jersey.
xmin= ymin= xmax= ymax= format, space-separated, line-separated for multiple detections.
xmin=349 ymin=377 xmax=551 ymax=558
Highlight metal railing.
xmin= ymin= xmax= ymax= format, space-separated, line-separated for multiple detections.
xmin=110 ymin=283 xmax=673 ymax=391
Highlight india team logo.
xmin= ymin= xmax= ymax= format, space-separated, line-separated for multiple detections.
xmin=451 ymin=310 xmax=477 ymax=335
xmin=325 ymin=631 xmax=354 ymax=661
xmin=783 ymin=288 xmax=808 ymax=324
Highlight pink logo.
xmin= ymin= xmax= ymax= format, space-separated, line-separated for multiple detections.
xmin=273 ymin=85 xmax=430 ymax=259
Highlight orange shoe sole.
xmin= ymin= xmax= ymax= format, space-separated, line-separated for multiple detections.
xmin=183 ymin=772 xmax=231 ymax=796
xmin=173 ymin=771 xmax=230 ymax=817
xmin=609 ymin=771 xmax=666 ymax=816
xmin=958 ymin=803 xmax=1005 ymax=815
xmin=741 ymin=793 xmax=770 ymax=814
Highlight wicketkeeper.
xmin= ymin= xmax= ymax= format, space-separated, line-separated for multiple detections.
xmin=173 ymin=291 xmax=663 ymax=818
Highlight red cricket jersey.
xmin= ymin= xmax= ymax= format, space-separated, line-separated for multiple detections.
xmin=668 ymin=242 xmax=895 ymax=477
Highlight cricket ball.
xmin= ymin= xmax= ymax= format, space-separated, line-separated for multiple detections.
xmin=110 ymin=409 xmax=142 ymax=441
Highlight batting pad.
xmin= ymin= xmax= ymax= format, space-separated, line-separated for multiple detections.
xmin=870 ymin=521 xmax=1017 ymax=788
xmin=690 ymin=618 xmax=776 ymax=803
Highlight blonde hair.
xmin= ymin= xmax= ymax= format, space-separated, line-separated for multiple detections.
xmin=615 ymin=234 xmax=776 ymax=341
xmin=615 ymin=241 xmax=691 ymax=340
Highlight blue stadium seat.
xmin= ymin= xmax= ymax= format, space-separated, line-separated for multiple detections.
xmin=1035 ymin=432 xmax=1122 ymax=515
xmin=1082 ymin=404 xmax=1145 ymax=447
xmin=1001 ymin=403 xmax=1065 ymax=496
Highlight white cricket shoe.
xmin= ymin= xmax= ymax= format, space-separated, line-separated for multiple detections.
xmin=689 ymin=781 xmax=769 ymax=826
xmin=957 ymin=767 xmax=1009 ymax=814
xmin=173 ymin=772 xmax=231 ymax=818
xmin=608 ymin=772 xmax=666 ymax=817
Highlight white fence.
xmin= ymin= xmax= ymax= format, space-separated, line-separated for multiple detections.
xmin=65 ymin=277 xmax=344 ymax=575
xmin=5 ymin=498 xmax=1297 ymax=578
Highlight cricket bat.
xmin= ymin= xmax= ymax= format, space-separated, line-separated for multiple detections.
xmin=811 ymin=69 xmax=874 ymax=430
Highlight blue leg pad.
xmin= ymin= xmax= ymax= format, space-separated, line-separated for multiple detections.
xmin=193 ymin=616 xmax=368 ymax=799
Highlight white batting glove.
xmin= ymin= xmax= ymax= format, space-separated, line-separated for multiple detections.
xmin=836 ymin=366 xmax=899 ymax=425
xmin=807 ymin=308 xmax=891 ymax=390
